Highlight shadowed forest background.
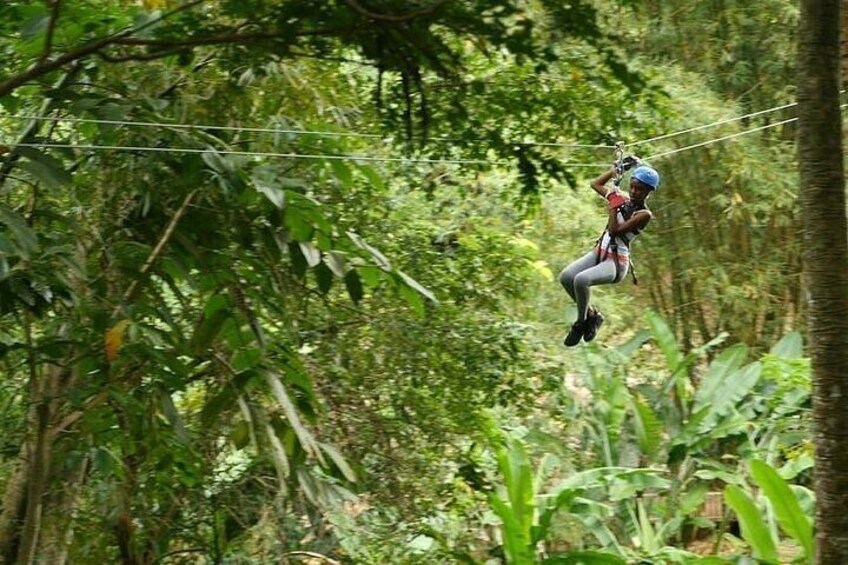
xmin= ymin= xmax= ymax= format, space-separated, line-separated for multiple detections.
xmin=0 ymin=0 xmax=835 ymax=563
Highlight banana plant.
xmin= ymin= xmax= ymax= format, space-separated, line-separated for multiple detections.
xmin=724 ymin=459 xmax=814 ymax=564
xmin=484 ymin=426 xmax=635 ymax=564
xmin=484 ymin=427 xmax=729 ymax=563
xmin=559 ymin=312 xmax=813 ymax=560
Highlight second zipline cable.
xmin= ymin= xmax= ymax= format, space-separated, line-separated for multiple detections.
xmin=8 ymin=140 xmax=612 ymax=167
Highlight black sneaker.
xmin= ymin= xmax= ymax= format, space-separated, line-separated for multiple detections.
xmin=563 ymin=321 xmax=585 ymax=347
xmin=583 ymin=309 xmax=604 ymax=343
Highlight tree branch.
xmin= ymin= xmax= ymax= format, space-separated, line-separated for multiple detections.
xmin=110 ymin=25 xmax=358 ymax=48
xmin=96 ymin=47 xmax=189 ymax=63
xmin=118 ymin=188 xmax=199 ymax=310
xmin=0 ymin=21 xmax=357 ymax=99
xmin=38 ymin=0 xmax=63 ymax=65
xmin=341 ymin=0 xmax=452 ymax=23
xmin=48 ymin=391 xmax=108 ymax=440
xmin=0 ymin=0 xmax=205 ymax=99
xmin=0 ymin=64 xmax=82 ymax=190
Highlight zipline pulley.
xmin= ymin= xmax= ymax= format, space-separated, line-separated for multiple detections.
xmin=612 ymin=140 xmax=626 ymax=187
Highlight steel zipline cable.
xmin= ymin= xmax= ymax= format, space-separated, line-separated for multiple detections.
xmin=627 ymin=101 xmax=798 ymax=149
xmin=642 ymin=102 xmax=848 ymax=162
xmin=8 ymin=141 xmax=613 ymax=167
xmin=643 ymin=116 xmax=797 ymax=161
xmin=0 ymin=97 xmax=824 ymax=166
xmin=2 ymin=115 xmax=795 ymax=167
xmin=1 ymin=114 xmax=616 ymax=150
xmin=5 ymin=95 xmax=806 ymax=149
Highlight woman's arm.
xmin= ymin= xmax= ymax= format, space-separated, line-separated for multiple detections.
xmin=607 ymin=208 xmax=651 ymax=237
xmin=590 ymin=167 xmax=616 ymax=197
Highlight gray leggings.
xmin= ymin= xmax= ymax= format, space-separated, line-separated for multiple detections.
xmin=559 ymin=251 xmax=629 ymax=322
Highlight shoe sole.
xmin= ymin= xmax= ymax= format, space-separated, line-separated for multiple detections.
xmin=583 ymin=315 xmax=604 ymax=343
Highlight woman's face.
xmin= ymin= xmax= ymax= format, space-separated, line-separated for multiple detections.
xmin=629 ymin=179 xmax=652 ymax=201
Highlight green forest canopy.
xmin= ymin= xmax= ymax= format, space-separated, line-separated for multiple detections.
xmin=0 ymin=1 xmax=818 ymax=563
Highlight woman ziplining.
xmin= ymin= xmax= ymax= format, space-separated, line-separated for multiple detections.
xmin=559 ymin=150 xmax=660 ymax=346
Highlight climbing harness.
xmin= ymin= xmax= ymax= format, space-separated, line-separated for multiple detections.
xmin=595 ymin=141 xmax=648 ymax=285
xmin=594 ymin=199 xmax=646 ymax=285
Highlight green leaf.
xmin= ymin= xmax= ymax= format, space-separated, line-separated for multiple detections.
xmin=629 ymin=393 xmax=661 ymax=458
xmin=396 ymin=270 xmax=438 ymax=303
xmin=535 ymin=488 xmax=578 ymax=544
xmin=298 ymin=241 xmax=321 ymax=267
xmin=636 ymin=498 xmax=657 ymax=553
xmin=779 ymin=452 xmax=813 ymax=480
xmin=724 ymin=484 xmax=779 ymax=564
xmin=542 ymin=551 xmax=627 ymax=564
xmin=344 ymin=270 xmax=364 ymax=303
xmin=770 ymin=331 xmax=803 ymax=358
xmin=189 ymin=295 xmax=231 ymax=352
xmin=750 ymin=459 xmax=814 ymax=560
xmin=318 ymin=442 xmax=357 ymax=481
xmin=357 ymin=265 xmax=382 ymax=287
xmin=699 ymin=363 xmax=761 ymax=430
xmin=231 ymin=420 xmax=250 ymax=449
xmin=489 ymin=494 xmax=534 ymax=564
xmin=324 ymin=251 xmax=347 ymax=278
xmin=278 ymin=347 xmax=317 ymax=402
xmin=347 ymin=231 xmax=391 ymax=269
xmin=615 ymin=329 xmax=650 ymax=359
xmin=92 ymin=447 xmax=124 ymax=479
xmin=358 ymin=163 xmax=386 ymax=192
xmin=255 ymin=180 xmax=286 ymax=208
xmin=505 ymin=439 xmax=535 ymax=537
xmin=330 ymin=160 xmax=353 ymax=188
xmin=201 ymin=149 xmax=232 ymax=174
xmin=315 ymin=230 xmax=333 ymax=252
xmin=313 ymin=261 xmax=333 ymax=295
xmin=285 ymin=207 xmax=315 ymax=241
xmin=203 ymin=293 xmax=229 ymax=317
xmin=694 ymin=345 xmax=753 ymax=411
xmin=159 ymin=390 xmax=188 ymax=441
xmin=232 ymin=347 xmax=262 ymax=371
xmin=21 ymin=13 xmax=49 ymax=39
xmin=17 ymin=147 xmax=72 ymax=188
xmin=398 ymin=282 xmax=425 ymax=316
xmin=264 ymin=420 xmax=290 ymax=483
xmin=252 ymin=166 xmax=286 ymax=208
xmin=201 ymin=388 xmax=236 ymax=428
xmin=0 ymin=205 xmax=39 ymax=257
xmin=264 ymin=370 xmax=320 ymax=460
xmin=607 ymin=470 xmax=671 ymax=501
xmin=288 ymin=241 xmax=308 ymax=279
xmin=286 ymin=191 xmax=330 ymax=233
xmin=645 ymin=309 xmax=683 ymax=372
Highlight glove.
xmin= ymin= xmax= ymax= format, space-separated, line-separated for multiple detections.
xmin=621 ymin=155 xmax=641 ymax=171
xmin=606 ymin=190 xmax=627 ymax=209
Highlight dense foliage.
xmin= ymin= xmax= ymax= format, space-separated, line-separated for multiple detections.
xmin=0 ymin=1 xmax=817 ymax=564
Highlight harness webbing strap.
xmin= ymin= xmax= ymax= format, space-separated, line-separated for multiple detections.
xmin=595 ymin=200 xmax=646 ymax=285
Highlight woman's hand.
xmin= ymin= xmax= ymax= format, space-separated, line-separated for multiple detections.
xmin=608 ymin=208 xmax=651 ymax=237
xmin=606 ymin=190 xmax=628 ymax=209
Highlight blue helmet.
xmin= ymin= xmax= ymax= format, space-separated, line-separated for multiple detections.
xmin=631 ymin=165 xmax=660 ymax=190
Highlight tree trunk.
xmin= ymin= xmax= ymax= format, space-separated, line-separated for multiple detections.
xmin=0 ymin=360 xmax=72 ymax=564
xmin=16 ymin=363 xmax=67 ymax=565
xmin=797 ymin=1 xmax=848 ymax=562
xmin=0 ymin=443 xmax=30 ymax=564
xmin=38 ymin=455 xmax=90 ymax=565
xmin=842 ymin=0 xmax=848 ymax=87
